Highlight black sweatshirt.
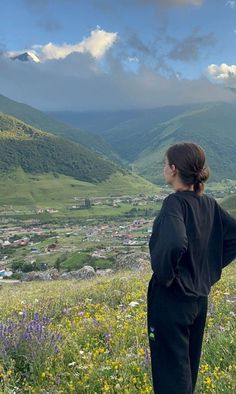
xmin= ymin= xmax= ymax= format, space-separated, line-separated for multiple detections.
xmin=149 ymin=190 xmax=236 ymax=299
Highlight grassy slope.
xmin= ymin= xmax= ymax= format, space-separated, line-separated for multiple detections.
xmin=0 ymin=94 xmax=120 ymax=163
xmin=0 ymin=263 xmax=235 ymax=392
xmin=59 ymin=102 xmax=236 ymax=184
xmin=48 ymin=104 xmax=201 ymax=136
xmin=0 ymin=112 xmax=116 ymax=183
xmin=54 ymin=104 xmax=202 ymax=163
xmin=0 ymin=168 xmax=159 ymax=207
xmin=134 ymin=103 xmax=236 ymax=183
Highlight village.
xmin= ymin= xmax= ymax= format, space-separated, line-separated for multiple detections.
xmin=0 ymin=193 xmax=166 ymax=280
xmin=0 ymin=185 xmax=232 ymax=281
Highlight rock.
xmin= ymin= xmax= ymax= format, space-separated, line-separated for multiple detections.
xmin=49 ymin=268 xmax=60 ymax=280
xmin=72 ymin=265 xmax=96 ymax=280
xmin=22 ymin=266 xmax=97 ymax=282
xmin=61 ymin=265 xmax=96 ymax=281
xmin=60 ymin=272 xmax=74 ymax=280
xmin=23 ymin=268 xmax=60 ymax=281
xmin=96 ymin=268 xmax=114 ymax=276
xmin=115 ymin=252 xmax=150 ymax=272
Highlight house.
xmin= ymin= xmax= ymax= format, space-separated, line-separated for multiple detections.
xmin=31 ymin=248 xmax=40 ymax=253
xmin=0 ymin=269 xmax=13 ymax=279
xmin=13 ymin=238 xmax=30 ymax=247
xmin=3 ymin=240 xmax=11 ymax=247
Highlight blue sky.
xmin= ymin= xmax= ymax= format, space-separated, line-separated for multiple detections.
xmin=0 ymin=0 xmax=236 ymax=110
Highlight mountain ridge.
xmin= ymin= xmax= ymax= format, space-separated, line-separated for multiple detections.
xmin=50 ymin=102 xmax=236 ymax=183
xmin=0 ymin=94 xmax=120 ymax=164
xmin=0 ymin=112 xmax=116 ymax=183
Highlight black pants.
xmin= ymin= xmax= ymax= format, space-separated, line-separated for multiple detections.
xmin=147 ymin=275 xmax=208 ymax=394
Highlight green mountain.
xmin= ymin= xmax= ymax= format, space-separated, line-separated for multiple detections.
xmin=0 ymin=112 xmax=159 ymax=206
xmin=49 ymin=104 xmax=202 ymax=164
xmin=0 ymin=168 xmax=159 ymax=207
xmin=134 ymin=102 xmax=236 ymax=183
xmin=48 ymin=105 xmax=196 ymax=135
xmin=53 ymin=102 xmax=236 ymax=183
xmin=0 ymin=112 xmax=115 ymax=183
xmin=0 ymin=94 xmax=120 ymax=163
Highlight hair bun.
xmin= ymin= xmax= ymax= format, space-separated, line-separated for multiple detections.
xmin=195 ymin=167 xmax=209 ymax=183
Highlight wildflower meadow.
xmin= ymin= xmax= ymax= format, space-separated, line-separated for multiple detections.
xmin=0 ymin=263 xmax=235 ymax=393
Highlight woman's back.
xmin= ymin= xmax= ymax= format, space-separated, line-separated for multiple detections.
xmin=149 ymin=190 xmax=236 ymax=300
xmin=147 ymin=142 xmax=236 ymax=393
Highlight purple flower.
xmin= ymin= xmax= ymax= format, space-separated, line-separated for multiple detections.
xmin=92 ymin=318 xmax=100 ymax=327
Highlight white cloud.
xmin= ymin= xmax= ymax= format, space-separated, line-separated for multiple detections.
xmin=226 ymin=1 xmax=236 ymax=9
xmin=0 ymin=52 xmax=235 ymax=112
xmin=30 ymin=27 xmax=118 ymax=61
xmin=208 ymin=63 xmax=236 ymax=81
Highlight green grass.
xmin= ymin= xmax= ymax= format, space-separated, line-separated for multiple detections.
xmin=0 ymin=168 xmax=159 ymax=208
xmin=60 ymin=252 xmax=114 ymax=271
xmin=0 ymin=263 xmax=235 ymax=393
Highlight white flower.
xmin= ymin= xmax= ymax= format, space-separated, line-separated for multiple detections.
xmin=129 ymin=301 xmax=139 ymax=307
xmin=68 ymin=361 xmax=76 ymax=367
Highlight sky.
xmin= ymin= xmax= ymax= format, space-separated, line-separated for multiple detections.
xmin=0 ymin=0 xmax=236 ymax=111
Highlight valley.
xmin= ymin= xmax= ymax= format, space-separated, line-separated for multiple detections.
xmin=0 ymin=181 xmax=235 ymax=282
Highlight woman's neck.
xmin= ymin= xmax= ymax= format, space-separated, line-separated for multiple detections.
xmin=171 ymin=177 xmax=194 ymax=192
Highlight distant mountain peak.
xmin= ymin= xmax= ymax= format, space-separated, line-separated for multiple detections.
xmin=11 ymin=51 xmax=40 ymax=63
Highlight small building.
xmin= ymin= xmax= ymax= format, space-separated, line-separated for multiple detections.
xmin=0 ymin=269 xmax=13 ymax=278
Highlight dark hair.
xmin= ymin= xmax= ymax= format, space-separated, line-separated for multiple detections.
xmin=165 ymin=142 xmax=210 ymax=195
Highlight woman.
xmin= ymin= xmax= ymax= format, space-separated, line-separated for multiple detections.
xmin=147 ymin=142 xmax=236 ymax=394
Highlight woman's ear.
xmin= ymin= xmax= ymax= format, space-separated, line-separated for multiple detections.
xmin=170 ymin=164 xmax=176 ymax=175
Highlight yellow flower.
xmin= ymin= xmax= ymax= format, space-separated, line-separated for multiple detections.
xmin=137 ymin=348 xmax=145 ymax=357
xmin=6 ymin=370 xmax=12 ymax=377
xmin=102 ymin=382 xmax=110 ymax=393
xmin=203 ymin=376 xmax=215 ymax=389
xmin=200 ymin=363 xmax=209 ymax=373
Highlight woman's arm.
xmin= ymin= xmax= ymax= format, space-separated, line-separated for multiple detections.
xmin=149 ymin=196 xmax=188 ymax=287
xmin=219 ymin=205 xmax=236 ymax=268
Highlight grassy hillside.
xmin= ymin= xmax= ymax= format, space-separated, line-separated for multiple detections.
xmin=0 ymin=112 xmax=116 ymax=183
xmin=133 ymin=103 xmax=236 ymax=183
xmin=0 ymin=94 xmax=120 ymax=163
xmin=48 ymin=104 xmax=199 ymax=136
xmin=49 ymin=104 xmax=203 ymax=164
xmin=50 ymin=103 xmax=236 ymax=183
xmin=0 ymin=168 xmax=159 ymax=207
xmin=0 ymin=264 xmax=235 ymax=393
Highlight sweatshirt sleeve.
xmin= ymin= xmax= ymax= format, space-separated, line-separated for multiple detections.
xmin=218 ymin=205 xmax=236 ymax=268
xmin=149 ymin=195 xmax=188 ymax=287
